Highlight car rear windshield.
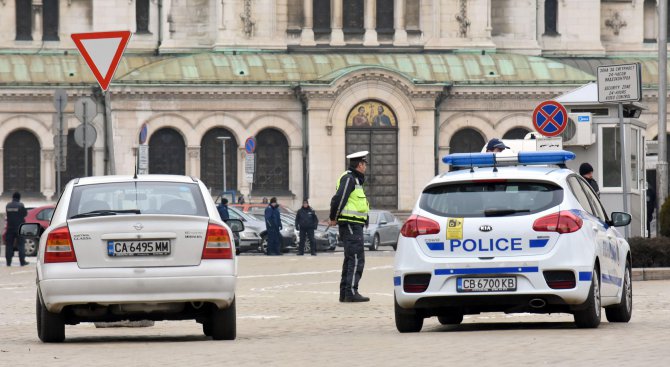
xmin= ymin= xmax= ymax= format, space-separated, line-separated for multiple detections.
xmin=67 ymin=181 xmax=208 ymax=219
xmin=420 ymin=180 xmax=563 ymax=218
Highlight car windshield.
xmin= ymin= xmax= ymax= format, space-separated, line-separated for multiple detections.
xmin=420 ymin=180 xmax=563 ymax=218
xmin=368 ymin=212 xmax=379 ymax=224
xmin=67 ymin=181 xmax=207 ymax=219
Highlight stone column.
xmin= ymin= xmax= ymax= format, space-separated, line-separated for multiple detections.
xmin=187 ymin=146 xmax=201 ymax=178
xmin=222 ymin=0 xmax=239 ymax=41
xmin=330 ymin=0 xmax=345 ymax=46
xmin=363 ymin=0 xmax=378 ymax=46
xmin=393 ymin=0 xmax=408 ymax=46
xmin=32 ymin=0 xmax=43 ymax=42
xmin=42 ymin=149 xmax=55 ymax=201
xmin=300 ymin=0 xmax=316 ymax=45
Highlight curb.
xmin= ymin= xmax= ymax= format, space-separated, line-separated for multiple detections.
xmin=632 ymin=267 xmax=670 ymax=281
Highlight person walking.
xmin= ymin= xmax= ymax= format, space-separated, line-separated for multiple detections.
xmin=329 ymin=151 xmax=370 ymax=303
xmin=217 ymin=197 xmax=230 ymax=220
xmin=295 ymin=199 xmax=318 ymax=256
xmin=579 ymin=162 xmax=600 ymax=197
xmin=5 ymin=192 xmax=28 ymax=266
xmin=264 ymin=197 xmax=283 ymax=255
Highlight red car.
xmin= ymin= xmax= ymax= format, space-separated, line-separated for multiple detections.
xmin=3 ymin=204 xmax=55 ymax=256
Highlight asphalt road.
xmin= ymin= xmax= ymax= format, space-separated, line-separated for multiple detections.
xmin=1 ymin=251 xmax=669 ymax=366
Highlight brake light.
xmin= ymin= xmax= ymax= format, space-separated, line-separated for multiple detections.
xmin=400 ymin=215 xmax=440 ymax=238
xmin=44 ymin=226 xmax=77 ymax=263
xmin=533 ymin=211 xmax=583 ymax=234
xmin=202 ymin=223 xmax=233 ymax=259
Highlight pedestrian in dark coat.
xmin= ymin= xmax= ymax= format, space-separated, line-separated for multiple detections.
xmin=579 ymin=163 xmax=600 ymax=197
xmin=5 ymin=192 xmax=28 ymax=266
xmin=264 ymin=197 xmax=283 ymax=255
xmin=295 ymin=199 xmax=318 ymax=255
xmin=217 ymin=197 xmax=230 ymax=220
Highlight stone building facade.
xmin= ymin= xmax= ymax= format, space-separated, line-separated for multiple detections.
xmin=0 ymin=0 xmax=666 ymax=210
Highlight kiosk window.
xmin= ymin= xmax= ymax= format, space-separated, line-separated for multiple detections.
xmin=602 ymin=127 xmax=622 ymax=188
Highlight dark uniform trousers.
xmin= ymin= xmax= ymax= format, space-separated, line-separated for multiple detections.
xmin=339 ymin=223 xmax=365 ymax=297
xmin=5 ymin=228 xmax=25 ymax=266
xmin=298 ymin=228 xmax=316 ymax=255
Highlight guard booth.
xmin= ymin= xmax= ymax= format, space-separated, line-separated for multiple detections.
xmin=555 ymin=83 xmax=647 ymax=238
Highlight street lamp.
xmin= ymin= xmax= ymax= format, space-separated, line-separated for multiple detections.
xmin=216 ymin=136 xmax=232 ymax=195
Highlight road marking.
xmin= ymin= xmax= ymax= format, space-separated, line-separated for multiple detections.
xmin=239 ymin=265 xmax=392 ymax=279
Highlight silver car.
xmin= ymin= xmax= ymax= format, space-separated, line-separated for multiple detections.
xmin=364 ymin=210 xmax=402 ymax=251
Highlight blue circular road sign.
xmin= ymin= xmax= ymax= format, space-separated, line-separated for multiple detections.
xmin=245 ymin=136 xmax=256 ymax=154
xmin=532 ymin=100 xmax=568 ymax=137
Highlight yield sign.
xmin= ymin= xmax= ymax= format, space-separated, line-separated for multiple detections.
xmin=532 ymin=100 xmax=568 ymax=137
xmin=71 ymin=31 xmax=132 ymax=91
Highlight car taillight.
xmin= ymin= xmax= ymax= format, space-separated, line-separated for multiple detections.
xmin=533 ymin=211 xmax=583 ymax=234
xmin=400 ymin=215 xmax=440 ymax=238
xmin=44 ymin=226 xmax=77 ymax=263
xmin=543 ymin=271 xmax=576 ymax=289
xmin=403 ymin=274 xmax=431 ymax=293
xmin=202 ymin=223 xmax=233 ymax=259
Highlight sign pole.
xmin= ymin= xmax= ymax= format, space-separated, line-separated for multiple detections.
xmin=658 ymin=0 xmax=668 ymax=236
xmin=618 ymin=103 xmax=630 ymax=239
xmin=84 ymin=108 xmax=88 ymax=177
xmin=58 ymin=109 xmax=63 ymax=193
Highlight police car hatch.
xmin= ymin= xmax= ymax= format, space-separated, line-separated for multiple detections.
xmin=403 ymin=151 xmax=575 ymax=259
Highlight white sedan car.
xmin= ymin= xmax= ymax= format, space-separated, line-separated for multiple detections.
xmin=21 ymin=175 xmax=239 ymax=342
xmin=394 ymin=151 xmax=633 ymax=332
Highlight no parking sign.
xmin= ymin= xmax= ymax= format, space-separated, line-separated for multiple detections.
xmin=532 ymin=101 xmax=568 ymax=137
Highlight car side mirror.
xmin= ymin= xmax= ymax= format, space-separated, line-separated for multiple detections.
xmin=225 ymin=219 xmax=245 ymax=232
xmin=610 ymin=212 xmax=631 ymax=227
xmin=19 ymin=223 xmax=42 ymax=238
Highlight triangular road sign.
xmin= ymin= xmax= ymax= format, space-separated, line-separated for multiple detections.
xmin=71 ymin=31 xmax=132 ymax=91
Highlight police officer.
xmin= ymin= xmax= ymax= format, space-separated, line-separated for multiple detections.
xmin=330 ymin=151 xmax=370 ymax=302
xmin=486 ymin=138 xmax=509 ymax=153
xmin=295 ymin=199 xmax=318 ymax=256
xmin=217 ymin=197 xmax=230 ymax=221
xmin=264 ymin=197 xmax=283 ymax=255
xmin=5 ymin=192 xmax=28 ymax=266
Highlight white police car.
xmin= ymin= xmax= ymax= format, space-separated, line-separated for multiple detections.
xmin=394 ymin=151 xmax=633 ymax=332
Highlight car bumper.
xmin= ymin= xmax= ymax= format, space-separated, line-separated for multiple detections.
xmin=38 ymin=260 xmax=236 ymax=313
xmin=238 ymin=238 xmax=261 ymax=252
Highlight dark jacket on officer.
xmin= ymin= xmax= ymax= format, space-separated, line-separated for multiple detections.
xmin=6 ymin=195 xmax=27 ymax=230
xmin=295 ymin=206 xmax=318 ymax=230
xmin=264 ymin=204 xmax=282 ymax=231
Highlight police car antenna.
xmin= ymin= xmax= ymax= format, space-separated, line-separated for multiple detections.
xmin=133 ymin=154 xmax=138 ymax=179
xmin=492 ymin=155 xmax=498 ymax=173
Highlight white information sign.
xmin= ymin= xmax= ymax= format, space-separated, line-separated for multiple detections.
xmin=596 ymin=63 xmax=642 ymax=103
xmin=138 ymin=145 xmax=149 ymax=174
xmin=245 ymin=153 xmax=255 ymax=173
xmin=245 ymin=173 xmax=254 ymax=183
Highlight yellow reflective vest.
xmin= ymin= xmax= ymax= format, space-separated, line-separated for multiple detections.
xmin=335 ymin=170 xmax=370 ymax=224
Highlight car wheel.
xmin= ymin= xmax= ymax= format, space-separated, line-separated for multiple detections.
xmin=210 ymin=298 xmax=236 ymax=340
xmin=36 ymin=291 xmax=65 ymax=343
xmin=370 ymin=235 xmax=379 ymax=251
xmin=437 ymin=312 xmax=463 ymax=325
xmin=259 ymin=234 xmax=268 ymax=254
xmin=304 ymin=239 xmax=312 ymax=254
xmin=574 ymin=269 xmax=601 ymax=328
xmin=24 ymin=238 xmax=38 ymax=256
xmin=605 ymin=260 xmax=632 ymax=323
xmin=202 ymin=321 xmax=213 ymax=337
xmin=394 ymin=295 xmax=423 ymax=333
xmin=392 ymin=242 xmax=397 ymax=251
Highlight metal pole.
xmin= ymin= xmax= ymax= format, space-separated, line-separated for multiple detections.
xmin=83 ymin=107 xmax=88 ymax=177
xmin=619 ymin=103 xmax=630 ymax=239
xmin=658 ymin=0 xmax=668 ymax=236
xmin=57 ymin=104 xmax=63 ymax=195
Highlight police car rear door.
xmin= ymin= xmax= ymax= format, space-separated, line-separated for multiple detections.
xmin=416 ymin=179 xmax=564 ymax=258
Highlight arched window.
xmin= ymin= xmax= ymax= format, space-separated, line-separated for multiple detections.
xmin=60 ymin=128 xmax=93 ymax=188
xmin=149 ymin=128 xmax=185 ymax=175
xmin=43 ymin=0 xmax=59 ymax=41
xmin=16 ymin=0 xmax=32 ymax=41
xmin=3 ymin=129 xmax=40 ymax=195
xmin=200 ymin=128 xmax=238 ymax=194
xmin=544 ymin=0 xmax=559 ymax=36
xmin=503 ymin=127 xmax=531 ymax=140
xmin=376 ymin=0 xmax=394 ymax=35
xmin=643 ymin=0 xmax=657 ymax=43
xmin=343 ymin=0 xmax=364 ymax=34
xmin=313 ymin=0 xmax=331 ymax=34
xmin=449 ymin=128 xmax=485 ymax=154
xmin=254 ymin=128 xmax=289 ymax=194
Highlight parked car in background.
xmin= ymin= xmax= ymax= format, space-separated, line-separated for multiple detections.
xmin=231 ymin=203 xmax=296 ymax=216
xmin=229 ymin=206 xmax=294 ymax=253
xmin=364 ymin=210 xmax=402 ymax=251
xmin=3 ymin=204 xmax=55 ymax=256
xmin=227 ymin=206 xmax=265 ymax=253
xmin=296 ymin=223 xmax=338 ymax=253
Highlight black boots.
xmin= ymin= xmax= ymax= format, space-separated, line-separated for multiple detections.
xmin=341 ymin=290 xmax=370 ymax=303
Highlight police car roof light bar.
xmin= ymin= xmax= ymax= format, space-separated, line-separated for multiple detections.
xmin=442 ymin=150 xmax=576 ymax=168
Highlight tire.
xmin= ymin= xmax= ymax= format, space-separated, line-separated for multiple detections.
xmin=24 ymin=238 xmax=38 ymax=256
xmin=574 ymin=269 xmax=601 ymax=328
xmin=394 ymin=296 xmax=423 ymax=333
xmin=210 ymin=299 xmax=236 ymax=340
xmin=437 ymin=312 xmax=463 ymax=325
xmin=606 ymin=260 xmax=633 ymax=323
xmin=304 ymin=239 xmax=312 ymax=254
xmin=258 ymin=234 xmax=268 ymax=254
xmin=370 ymin=235 xmax=379 ymax=251
xmin=392 ymin=242 xmax=397 ymax=251
xmin=202 ymin=321 xmax=213 ymax=337
xmin=36 ymin=291 xmax=65 ymax=343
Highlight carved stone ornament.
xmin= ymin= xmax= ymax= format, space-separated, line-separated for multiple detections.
xmin=455 ymin=0 xmax=470 ymax=38
xmin=605 ymin=12 xmax=627 ymax=36
xmin=240 ymin=0 xmax=255 ymax=38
